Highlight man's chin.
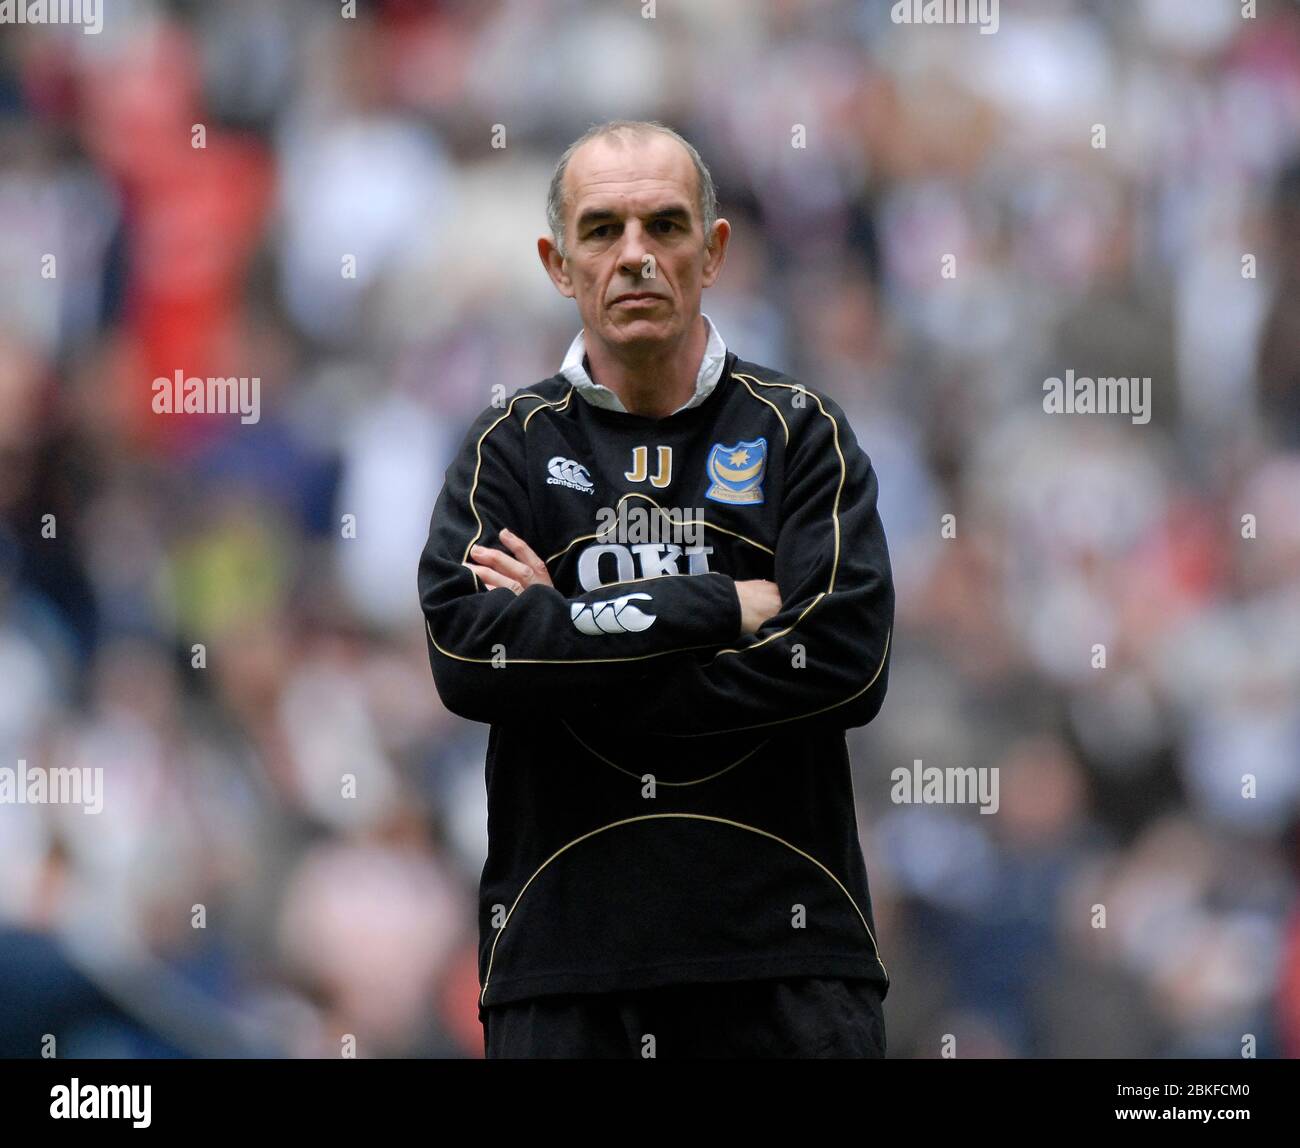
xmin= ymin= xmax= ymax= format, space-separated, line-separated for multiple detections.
xmin=603 ymin=315 xmax=679 ymax=351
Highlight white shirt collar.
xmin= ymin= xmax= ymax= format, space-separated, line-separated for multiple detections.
xmin=560 ymin=313 xmax=728 ymax=415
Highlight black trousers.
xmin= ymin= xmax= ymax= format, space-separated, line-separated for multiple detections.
xmin=482 ymin=976 xmax=886 ymax=1059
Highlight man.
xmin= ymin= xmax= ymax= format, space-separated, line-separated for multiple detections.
xmin=418 ymin=120 xmax=894 ymax=1058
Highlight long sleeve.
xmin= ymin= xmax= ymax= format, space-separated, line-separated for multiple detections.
xmin=590 ymin=392 xmax=894 ymax=738
xmin=418 ymin=398 xmax=744 ymax=726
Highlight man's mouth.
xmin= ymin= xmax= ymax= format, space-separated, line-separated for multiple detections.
xmin=611 ymin=293 xmax=665 ymax=306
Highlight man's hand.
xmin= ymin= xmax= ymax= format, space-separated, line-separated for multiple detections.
xmin=465 ymin=528 xmax=554 ymax=594
xmin=735 ymin=579 xmax=782 ymax=637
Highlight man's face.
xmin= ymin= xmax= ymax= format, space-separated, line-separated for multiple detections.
xmin=540 ymin=133 xmax=728 ymax=354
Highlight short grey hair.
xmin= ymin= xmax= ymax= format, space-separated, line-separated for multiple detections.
xmin=546 ymin=119 xmax=719 ymax=258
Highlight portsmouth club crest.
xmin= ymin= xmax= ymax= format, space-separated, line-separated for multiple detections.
xmin=705 ymin=437 xmax=767 ymax=505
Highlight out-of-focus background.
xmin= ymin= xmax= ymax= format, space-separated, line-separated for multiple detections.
xmin=0 ymin=0 xmax=1298 ymax=1059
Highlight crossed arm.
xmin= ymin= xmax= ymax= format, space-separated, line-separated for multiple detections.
xmin=466 ymin=528 xmax=783 ymax=636
xmin=418 ymin=393 xmax=893 ymax=736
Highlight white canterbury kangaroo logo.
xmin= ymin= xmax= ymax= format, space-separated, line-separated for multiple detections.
xmin=546 ymin=456 xmax=594 ymax=493
xmin=571 ymin=592 xmax=657 ymax=635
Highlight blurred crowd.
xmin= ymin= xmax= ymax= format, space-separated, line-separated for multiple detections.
xmin=1 ymin=0 xmax=1298 ymax=1058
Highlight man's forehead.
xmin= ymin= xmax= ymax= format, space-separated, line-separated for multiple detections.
xmin=565 ymin=135 xmax=697 ymax=211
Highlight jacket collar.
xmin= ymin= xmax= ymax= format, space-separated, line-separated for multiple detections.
xmin=560 ymin=312 xmax=728 ymax=415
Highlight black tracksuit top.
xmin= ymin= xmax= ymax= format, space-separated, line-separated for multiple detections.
xmin=417 ymin=348 xmax=895 ymax=1018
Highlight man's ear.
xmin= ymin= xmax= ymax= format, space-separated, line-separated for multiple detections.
xmin=701 ymin=218 xmax=731 ymax=289
xmin=538 ymin=236 xmax=575 ymax=299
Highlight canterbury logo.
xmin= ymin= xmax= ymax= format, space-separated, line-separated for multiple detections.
xmin=571 ymin=592 xmax=657 ymax=635
xmin=546 ymin=456 xmax=594 ymax=493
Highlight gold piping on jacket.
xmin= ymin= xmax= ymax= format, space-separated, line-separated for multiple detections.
xmin=733 ymin=371 xmax=791 ymax=447
xmin=653 ymin=625 xmax=892 ymax=739
xmin=460 ymin=390 xmax=562 ymax=592
xmin=523 ymin=385 xmax=573 ymax=430
xmin=480 ymin=812 xmax=888 ymax=1005
xmin=697 ymin=374 xmax=882 ymax=660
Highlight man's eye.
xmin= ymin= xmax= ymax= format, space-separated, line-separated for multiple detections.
xmin=590 ymin=225 xmax=613 ymax=238
xmin=652 ymin=220 xmax=678 ymax=232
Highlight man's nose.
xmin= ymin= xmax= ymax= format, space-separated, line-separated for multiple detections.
xmin=615 ymin=220 xmax=651 ymax=278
